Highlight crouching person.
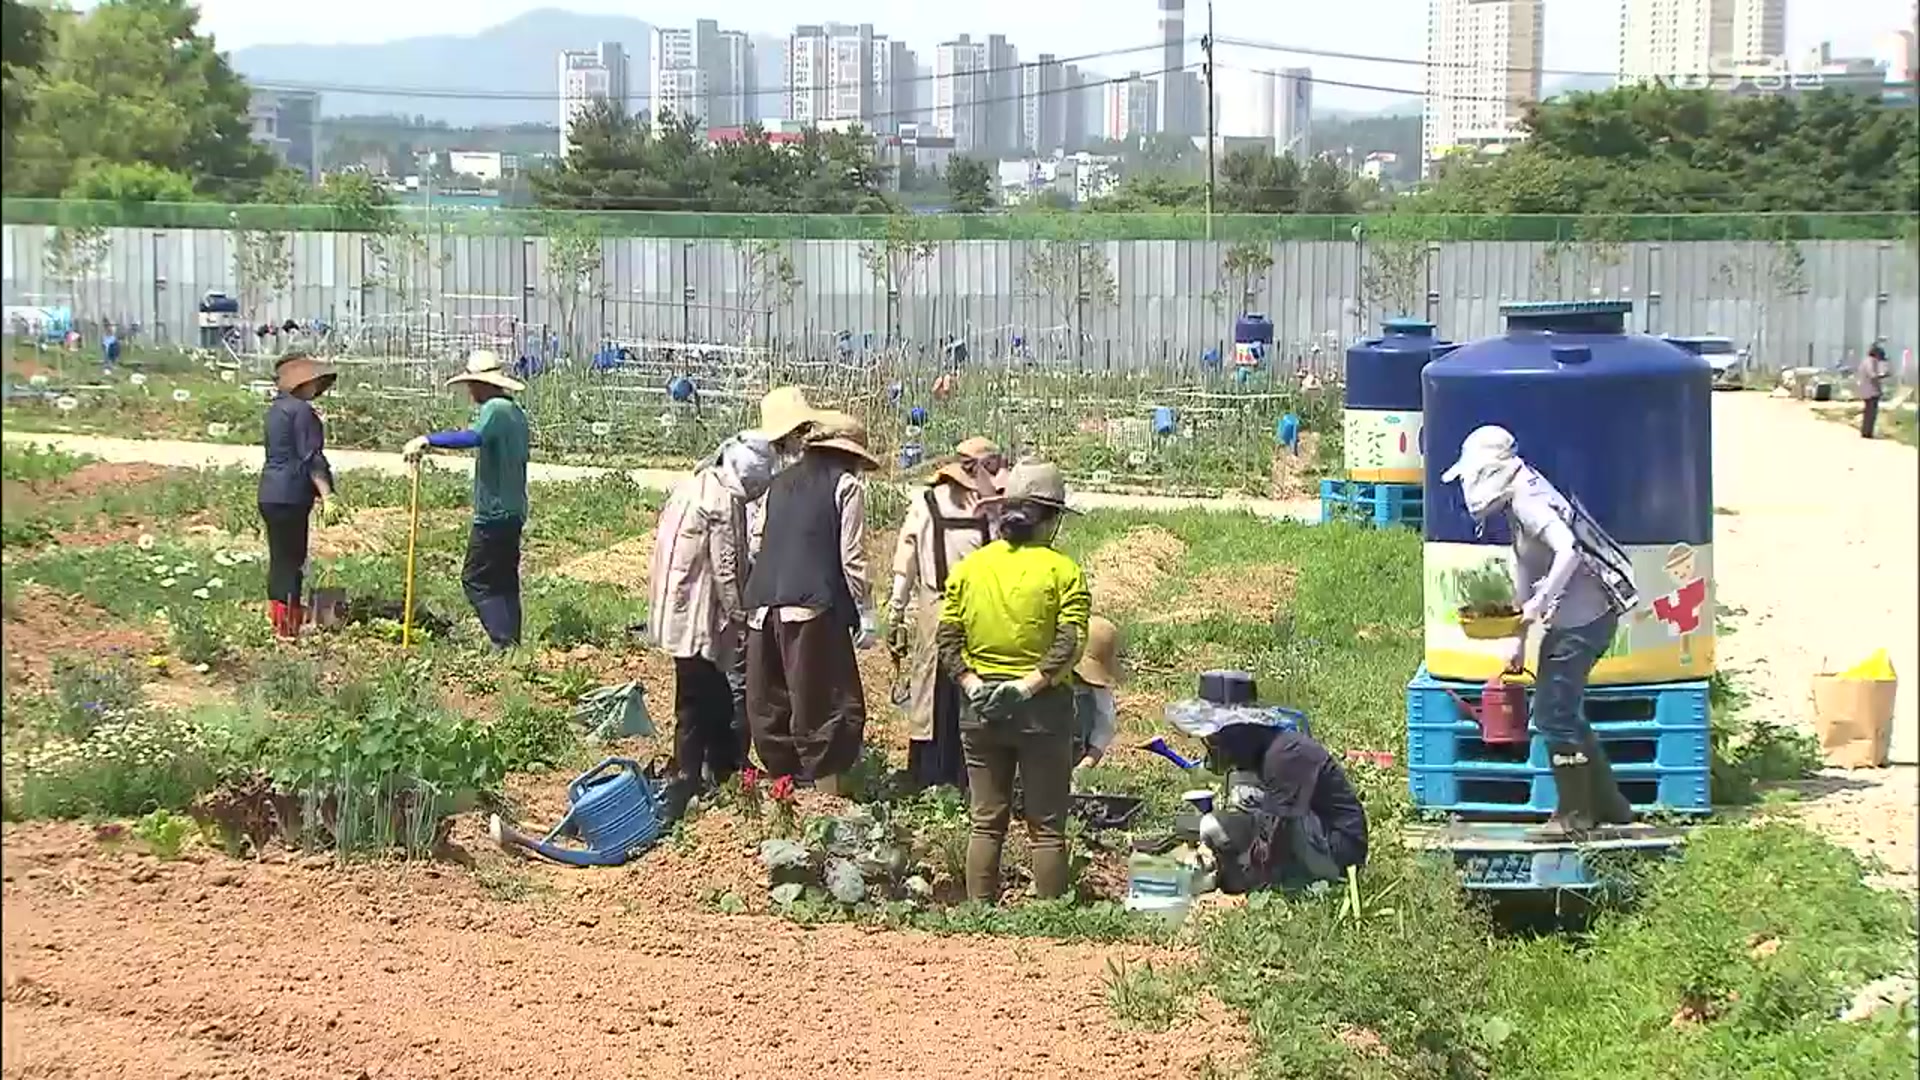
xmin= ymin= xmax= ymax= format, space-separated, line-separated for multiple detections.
xmin=937 ymin=462 xmax=1091 ymax=903
xmin=1200 ymin=724 xmax=1368 ymax=894
xmin=648 ymin=432 xmax=776 ymax=819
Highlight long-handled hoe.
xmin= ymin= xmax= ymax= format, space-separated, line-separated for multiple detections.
xmin=401 ymin=459 xmax=422 ymax=648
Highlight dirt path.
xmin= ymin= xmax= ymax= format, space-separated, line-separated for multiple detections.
xmin=0 ymin=831 xmax=1242 ymax=1080
xmin=0 ymin=431 xmax=1320 ymax=522
xmin=1711 ymin=393 xmax=1919 ymax=890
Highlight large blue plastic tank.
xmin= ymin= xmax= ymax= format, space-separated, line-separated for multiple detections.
xmin=1233 ymin=314 xmax=1273 ymax=369
xmin=1421 ymin=301 xmax=1714 ymax=686
xmin=1343 ymin=318 xmax=1448 ymax=483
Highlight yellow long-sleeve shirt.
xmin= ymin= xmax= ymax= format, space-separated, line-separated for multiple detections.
xmin=938 ymin=539 xmax=1091 ymax=682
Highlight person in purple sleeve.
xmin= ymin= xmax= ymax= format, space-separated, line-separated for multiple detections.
xmin=402 ymin=351 xmax=530 ymax=648
xmin=257 ymin=352 xmax=342 ymax=640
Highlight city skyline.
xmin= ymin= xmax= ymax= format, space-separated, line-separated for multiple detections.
xmin=153 ymin=0 xmax=1913 ymax=115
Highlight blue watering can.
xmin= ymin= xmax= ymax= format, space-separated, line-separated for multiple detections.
xmin=488 ymin=758 xmax=663 ymax=868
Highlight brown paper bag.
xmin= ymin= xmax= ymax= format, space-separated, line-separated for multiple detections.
xmin=1811 ymin=674 xmax=1898 ymax=769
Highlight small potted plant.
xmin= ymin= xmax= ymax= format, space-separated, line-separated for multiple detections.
xmin=1452 ymin=561 xmax=1522 ymax=640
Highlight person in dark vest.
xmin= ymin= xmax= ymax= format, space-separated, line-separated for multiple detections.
xmin=257 ymin=352 xmax=343 ymax=640
xmin=648 ymin=431 xmax=777 ymax=820
xmin=887 ymin=437 xmax=1005 ymax=790
xmin=741 ymin=411 xmax=879 ymax=790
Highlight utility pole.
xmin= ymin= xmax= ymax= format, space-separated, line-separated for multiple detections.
xmin=1203 ymin=0 xmax=1216 ymax=241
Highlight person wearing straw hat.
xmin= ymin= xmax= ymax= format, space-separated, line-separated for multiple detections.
xmin=1070 ymin=615 xmax=1122 ymax=775
xmin=1440 ymin=425 xmax=1638 ymax=838
xmin=888 ymin=436 xmax=1005 ymax=791
xmin=402 ymin=350 xmax=531 ymax=649
xmin=648 ymin=430 xmax=777 ymax=821
xmin=257 ymin=351 xmax=342 ymax=640
xmin=740 ymin=410 xmax=880 ymax=788
xmin=937 ymin=461 xmax=1091 ymax=902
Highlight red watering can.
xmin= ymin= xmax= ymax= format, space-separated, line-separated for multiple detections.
xmin=1445 ymin=672 xmax=1531 ymax=745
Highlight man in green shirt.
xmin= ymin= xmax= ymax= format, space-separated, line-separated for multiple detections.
xmin=404 ymin=350 xmax=531 ymax=648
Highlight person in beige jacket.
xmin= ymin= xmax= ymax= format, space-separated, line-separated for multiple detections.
xmin=888 ymin=437 xmax=1006 ymax=790
xmin=647 ymin=432 xmax=778 ymax=818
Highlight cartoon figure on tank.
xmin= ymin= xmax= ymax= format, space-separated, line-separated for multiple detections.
xmin=1640 ymin=543 xmax=1706 ymax=666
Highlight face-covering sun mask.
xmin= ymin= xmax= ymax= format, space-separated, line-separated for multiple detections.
xmin=714 ymin=434 xmax=776 ymax=500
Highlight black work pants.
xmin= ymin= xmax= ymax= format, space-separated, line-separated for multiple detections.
xmin=673 ymin=655 xmax=746 ymax=783
xmin=259 ymin=501 xmax=312 ymax=605
xmin=462 ymin=518 xmax=523 ymax=648
xmin=1862 ymin=395 xmax=1880 ymax=438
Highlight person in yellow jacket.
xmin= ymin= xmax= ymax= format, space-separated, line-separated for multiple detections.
xmin=937 ymin=461 xmax=1091 ymax=903
xmin=888 ymin=436 xmax=1005 ymax=791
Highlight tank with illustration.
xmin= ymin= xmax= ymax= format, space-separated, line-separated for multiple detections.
xmin=1420 ymin=301 xmax=1715 ymax=686
xmin=1342 ymin=317 xmax=1450 ymax=484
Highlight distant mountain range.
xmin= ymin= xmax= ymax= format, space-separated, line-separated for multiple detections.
xmin=229 ymin=8 xmax=788 ymax=127
xmin=229 ymin=9 xmax=1620 ymax=130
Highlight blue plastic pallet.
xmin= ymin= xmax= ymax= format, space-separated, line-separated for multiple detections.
xmin=1405 ymin=822 xmax=1686 ymax=893
xmin=1410 ymin=720 xmax=1709 ymax=771
xmin=1407 ymin=665 xmax=1711 ymax=735
xmin=1319 ymin=479 xmax=1423 ymax=529
xmin=1409 ymin=761 xmax=1711 ymax=817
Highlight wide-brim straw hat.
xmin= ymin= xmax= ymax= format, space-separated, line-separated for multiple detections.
xmin=1075 ymin=615 xmax=1121 ymax=687
xmin=806 ymin=409 xmax=880 ymax=469
xmin=759 ymin=386 xmax=820 ymax=442
xmin=934 ymin=436 xmax=1005 ymax=491
xmin=993 ymin=460 xmax=1079 ymax=514
xmin=273 ymin=353 xmax=337 ymax=396
xmin=446 ymin=349 xmax=526 ymax=393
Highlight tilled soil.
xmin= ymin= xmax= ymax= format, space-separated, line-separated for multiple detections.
xmin=0 ymin=826 xmax=1245 ymax=1080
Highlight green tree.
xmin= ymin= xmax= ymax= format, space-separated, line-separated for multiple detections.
xmin=1 ymin=0 xmax=50 ymax=154
xmin=5 ymin=0 xmax=279 ymax=199
xmin=63 ymin=161 xmax=198 ymax=203
xmin=946 ymin=156 xmax=994 ymax=213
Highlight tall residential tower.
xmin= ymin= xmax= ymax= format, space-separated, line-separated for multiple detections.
xmin=1422 ymin=0 xmax=1542 ymax=176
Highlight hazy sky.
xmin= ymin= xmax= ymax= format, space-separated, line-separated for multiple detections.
xmin=153 ymin=0 xmax=1920 ymax=109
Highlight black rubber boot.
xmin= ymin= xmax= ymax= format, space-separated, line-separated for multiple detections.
xmin=1534 ymin=744 xmax=1596 ymax=840
xmin=656 ymin=776 xmax=700 ymax=826
xmin=1583 ymin=732 xmax=1636 ymax=826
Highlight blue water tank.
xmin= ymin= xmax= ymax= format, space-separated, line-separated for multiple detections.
xmin=1343 ymin=318 xmax=1448 ymax=484
xmin=1233 ymin=314 xmax=1273 ymax=369
xmin=1421 ymin=301 xmax=1715 ymax=686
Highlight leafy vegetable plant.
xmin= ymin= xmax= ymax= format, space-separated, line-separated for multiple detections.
xmin=1452 ymin=560 xmax=1517 ymax=617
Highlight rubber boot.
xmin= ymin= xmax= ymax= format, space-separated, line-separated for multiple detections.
xmin=268 ymin=600 xmax=297 ymax=640
xmin=656 ymin=776 xmax=699 ymax=827
xmin=1534 ymin=743 xmax=1596 ymax=841
xmin=1583 ymin=732 xmax=1636 ymax=826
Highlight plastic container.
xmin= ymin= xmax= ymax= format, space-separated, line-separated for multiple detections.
xmin=1124 ymin=849 xmax=1194 ymax=923
xmin=1199 ymin=670 xmax=1257 ymax=705
xmin=1343 ymin=318 xmax=1448 ymax=484
xmin=1422 ymin=302 xmax=1714 ymax=686
xmin=1233 ymin=314 xmax=1274 ymax=369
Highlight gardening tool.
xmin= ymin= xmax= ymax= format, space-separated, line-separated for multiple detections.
xmin=487 ymin=757 xmax=664 ymax=868
xmin=1142 ymin=737 xmax=1200 ymax=770
xmin=400 ymin=459 xmax=421 ymax=649
xmin=1445 ymin=672 xmax=1532 ymax=745
xmin=888 ymin=649 xmax=911 ymax=708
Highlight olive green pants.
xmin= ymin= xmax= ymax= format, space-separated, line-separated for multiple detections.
xmin=961 ymin=686 xmax=1075 ymax=903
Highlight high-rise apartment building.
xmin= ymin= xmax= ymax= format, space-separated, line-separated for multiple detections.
xmin=652 ymin=21 xmax=754 ymax=129
xmin=1062 ymin=64 xmax=1089 ymax=150
xmin=788 ymin=23 xmax=879 ymax=127
xmin=1275 ymin=67 xmax=1313 ymax=157
xmin=1217 ymin=68 xmax=1275 ymax=140
xmin=1158 ymin=0 xmax=1188 ymax=136
xmin=714 ymin=31 xmax=756 ymax=128
xmin=1020 ymin=54 xmax=1067 ymax=153
xmin=873 ymin=38 xmax=917 ymax=132
xmin=1618 ymin=0 xmax=1786 ymax=85
xmin=785 ymin=26 xmax=830 ymax=124
xmin=558 ymin=42 xmax=631 ymax=157
xmin=934 ymin=36 xmax=987 ymax=153
xmin=1422 ymin=0 xmax=1543 ymax=176
xmin=984 ymin=34 xmax=1022 ymax=156
xmin=1104 ymin=72 xmax=1160 ymax=140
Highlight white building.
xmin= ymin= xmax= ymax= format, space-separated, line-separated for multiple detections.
xmin=934 ymin=35 xmax=989 ymax=153
xmin=873 ymin=38 xmax=917 ymax=133
xmin=1217 ymin=68 xmax=1275 ymax=140
xmin=785 ymin=26 xmax=830 ymax=125
xmin=248 ymin=88 xmax=320 ymax=180
xmin=786 ymin=23 xmax=877 ymax=128
xmin=1617 ymin=0 xmax=1788 ymax=85
xmin=1873 ymin=6 xmax=1917 ymax=83
xmin=651 ymin=21 xmax=755 ymax=130
xmin=1104 ymin=72 xmax=1160 ymax=141
xmin=1423 ymin=0 xmax=1543 ymax=177
xmin=1274 ymin=67 xmax=1312 ymax=158
xmin=558 ymin=42 xmax=631 ymax=158
xmin=447 ymin=151 xmax=503 ymax=183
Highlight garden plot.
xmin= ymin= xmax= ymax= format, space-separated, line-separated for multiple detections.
xmin=2 ymin=454 xmax=1915 ymax=1080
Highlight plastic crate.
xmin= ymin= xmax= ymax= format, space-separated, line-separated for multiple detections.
xmin=1319 ymin=479 xmax=1423 ymax=529
xmin=1408 ymin=761 xmax=1710 ymax=817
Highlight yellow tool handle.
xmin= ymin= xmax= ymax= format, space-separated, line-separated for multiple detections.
xmin=401 ymin=460 xmax=422 ymax=649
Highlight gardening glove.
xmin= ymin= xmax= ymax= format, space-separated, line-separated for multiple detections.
xmin=959 ymin=673 xmax=995 ymax=714
xmin=318 ymin=493 xmax=349 ymax=527
xmin=401 ymin=435 xmax=429 ymax=463
xmin=853 ymin=611 xmax=879 ymax=651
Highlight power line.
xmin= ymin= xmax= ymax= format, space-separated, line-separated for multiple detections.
xmin=1212 ymin=62 xmax=1533 ymax=107
xmin=1219 ymin=34 xmax=1621 ymax=80
xmin=248 ymin=40 xmax=1189 ymax=104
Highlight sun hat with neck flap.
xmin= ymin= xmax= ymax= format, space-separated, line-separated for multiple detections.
xmin=445 ymin=349 xmax=526 ymax=393
xmin=996 ymin=460 xmax=1079 ymax=514
xmin=933 ymin=436 xmax=1003 ymax=493
xmin=273 ymin=352 xmax=337 ymax=397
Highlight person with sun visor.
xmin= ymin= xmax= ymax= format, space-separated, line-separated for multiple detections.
xmin=937 ymin=461 xmax=1091 ymax=902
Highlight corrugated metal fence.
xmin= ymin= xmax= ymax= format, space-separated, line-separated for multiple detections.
xmin=4 ymin=224 xmax=1916 ymax=375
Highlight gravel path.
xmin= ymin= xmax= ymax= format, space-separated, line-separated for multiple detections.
xmin=1710 ymin=393 xmax=1918 ymax=890
xmin=0 ymin=430 xmax=1320 ymax=521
